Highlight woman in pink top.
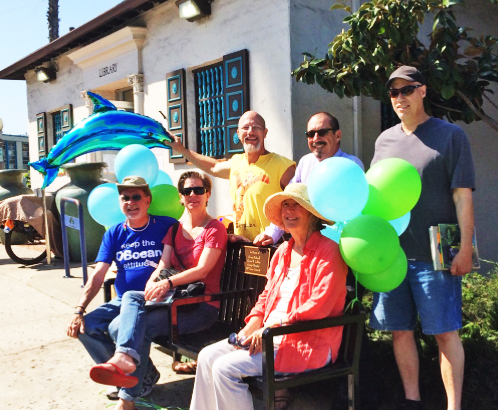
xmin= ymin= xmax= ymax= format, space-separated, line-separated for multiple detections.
xmin=88 ymin=171 xmax=227 ymax=410
xmin=190 ymin=183 xmax=348 ymax=410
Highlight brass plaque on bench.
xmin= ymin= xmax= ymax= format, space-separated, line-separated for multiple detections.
xmin=239 ymin=246 xmax=271 ymax=277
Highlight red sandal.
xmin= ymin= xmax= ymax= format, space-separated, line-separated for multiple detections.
xmin=90 ymin=363 xmax=138 ymax=388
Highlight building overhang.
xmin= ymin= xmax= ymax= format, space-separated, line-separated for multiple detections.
xmin=0 ymin=0 xmax=169 ymax=81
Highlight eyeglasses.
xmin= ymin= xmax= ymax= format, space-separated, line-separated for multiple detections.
xmin=120 ymin=194 xmax=143 ymax=202
xmin=180 ymin=186 xmax=206 ymax=196
xmin=239 ymin=125 xmax=264 ymax=132
xmin=305 ymin=128 xmax=336 ymax=139
xmin=228 ymin=333 xmax=250 ymax=350
xmin=388 ymin=84 xmax=423 ymax=98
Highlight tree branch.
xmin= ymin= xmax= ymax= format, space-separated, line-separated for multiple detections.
xmin=483 ymin=93 xmax=498 ymax=112
xmin=456 ymin=90 xmax=498 ymax=132
xmin=430 ymin=101 xmax=462 ymax=113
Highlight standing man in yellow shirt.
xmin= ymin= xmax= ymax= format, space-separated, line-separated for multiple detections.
xmin=165 ymin=111 xmax=296 ymax=241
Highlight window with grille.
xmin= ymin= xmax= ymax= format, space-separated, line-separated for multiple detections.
xmin=6 ymin=141 xmax=17 ymax=169
xmin=52 ymin=106 xmax=73 ymax=145
xmin=22 ymin=143 xmax=29 ymax=169
xmin=166 ymin=50 xmax=249 ymax=162
xmin=194 ymin=50 xmax=249 ymax=159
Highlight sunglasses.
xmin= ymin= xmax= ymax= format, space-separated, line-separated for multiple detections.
xmin=228 ymin=333 xmax=250 ymax=350
xmin=180 ymin=186 xmax=206 ymax=196
xmin=120 ymin=194 xmax=144 ymax=202
xmin=388 ymin=84 xmax=423 ymax=98
xmin=305 ymin=128 xmax=336 ymax=139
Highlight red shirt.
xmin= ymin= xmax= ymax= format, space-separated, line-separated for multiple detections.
xmin=163 ymin=219 xmax=227 ymax=307
xmin=245 ymin=231 xmax=347 ymax=373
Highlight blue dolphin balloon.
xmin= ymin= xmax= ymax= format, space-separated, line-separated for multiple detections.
xmin=29 ymin=92 xmax=174 ymax=189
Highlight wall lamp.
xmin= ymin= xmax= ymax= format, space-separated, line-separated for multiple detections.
xmin=35 ymin=66 xmax=57 ymax=83
xmin=176 ymin=0 xmax=211 ymax=22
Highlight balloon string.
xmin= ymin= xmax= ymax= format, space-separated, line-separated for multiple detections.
xmin=345 ymin=276 xmax=362 ymax=314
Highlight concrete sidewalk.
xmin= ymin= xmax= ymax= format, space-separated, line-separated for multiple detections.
xmin=0 ymin=246 xmax=342 ymax=410
xmin=0 ymin=247 xmax=195 ymax=410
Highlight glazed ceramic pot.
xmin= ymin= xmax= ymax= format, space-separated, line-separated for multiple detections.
xmin=55 ymin=162 xmax=108 ymax=262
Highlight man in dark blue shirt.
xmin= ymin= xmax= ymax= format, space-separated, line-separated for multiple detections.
xmin=67 ymin=176 xmax=176 ymax=399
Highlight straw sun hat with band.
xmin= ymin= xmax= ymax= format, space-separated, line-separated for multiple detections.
xmin=264 ymin=183 xmax=333 ymax=230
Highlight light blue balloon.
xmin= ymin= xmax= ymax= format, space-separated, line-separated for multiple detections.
xmin=152 ymin=170 xmax=174 ymax=187
xmin=389 ymin=211 xmax=411 ymax=236
xmin=308 ymin=157 xmax=369 ymax=222
xmin=114 ymin=144 xmax=159 ymax=185
xmin=88 ymin=183 xmax=126 ymax=227
xmin=321 ymin=222 xmax=346 ymax=244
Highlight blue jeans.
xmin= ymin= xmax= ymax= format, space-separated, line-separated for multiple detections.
xmin=79 ymin=291 xmax=219 ymax=402
xmin=369 ymin=261 xmax=462 ymax=335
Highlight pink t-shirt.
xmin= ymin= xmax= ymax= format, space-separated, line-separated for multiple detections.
xmin=162 ymin=219 xmax=227 ymax=306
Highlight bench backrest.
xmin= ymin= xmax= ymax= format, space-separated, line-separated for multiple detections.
xmin=217 ymin=241 xmax=275 ymax=330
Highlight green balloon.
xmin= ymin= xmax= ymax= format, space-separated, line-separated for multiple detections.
xmin=340 ymin=214 xmax=400 ymax=274
xmin=362 ymin=158 xmax=422 ymax=221
xmin=149 ymin=184 xmax=184 ymax=219
xmin=354 ymin=248 xmax=408 ymax=292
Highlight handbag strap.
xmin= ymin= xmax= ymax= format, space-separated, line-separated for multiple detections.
xmin=171 ymin=221 xmax=187 ymax=271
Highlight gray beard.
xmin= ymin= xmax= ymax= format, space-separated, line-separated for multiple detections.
xmin=244 ymin=142 xmax=261 ymax=153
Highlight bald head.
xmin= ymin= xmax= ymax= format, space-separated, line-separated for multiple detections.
xmin=237 ymin=111 xmax=268 ymax=155
xmin=238 ymin=111 xmax=266 ymax=129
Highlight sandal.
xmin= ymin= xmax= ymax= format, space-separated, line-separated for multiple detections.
xmin=90 ymin=363 xmax=138 ymax=388
xmin=274 ymin=390 xmax=293 ymax=410
xmin=172 ymin=360 xmax=197 ymax=374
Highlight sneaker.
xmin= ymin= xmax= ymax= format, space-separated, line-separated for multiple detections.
xmin=398 ymin=399 xmax=423 ymax=410
xmin=140 ymin=365 xmax=160 ymax=398
xmin=105 ymin=385 xmax=120 ymax=400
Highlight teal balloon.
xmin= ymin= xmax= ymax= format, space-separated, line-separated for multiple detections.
xmin=152 ymin=170 xmax=174 ymax=187
xmin=308 ymin=157 xmax=369 ymax=222
xmin=28 ymin=92 xmax=173 ymax=189
xmin=363 ymin=158 xmax=421 ymax=221
xmin=321 ymin=222 xmax=346 ymax=244
xmin=115 ymin=144 xmax=159 ymax=185
xmin=389 ymin=211 xmax=411 ymax=236
xmin=149 ymin=184 xmax=184 ymax=219
xmin=354 ymin=249 xmax=408 ymax=292
xmin=88 ymin=183 xmax=125 ymax=227
xmin=340 ymin=214 xmax=400 ymax=274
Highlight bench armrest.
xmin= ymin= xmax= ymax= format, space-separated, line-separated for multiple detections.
xmin=103 ymin=278 xmax=116 ymax=303
xmin=261 ymin=312 xmax=366 ymax=378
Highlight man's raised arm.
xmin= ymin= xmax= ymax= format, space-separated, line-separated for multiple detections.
xmin=165 ymin=135 xmax=231 ymax=179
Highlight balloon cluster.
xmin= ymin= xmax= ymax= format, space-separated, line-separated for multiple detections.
xmin=88 ymin=144 xmax=183 ymax=227
xmin=308 ymin=157 xmax=421 ymax=293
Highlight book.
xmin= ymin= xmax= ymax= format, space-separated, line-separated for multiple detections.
xmin=428 ymin=224 xmax=480 ymax=271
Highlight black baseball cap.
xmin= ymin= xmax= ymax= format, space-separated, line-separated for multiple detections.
xmin=386 ymin=66 xmax=426 ymax=88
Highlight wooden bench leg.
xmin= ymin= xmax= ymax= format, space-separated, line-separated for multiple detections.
xmin=347 ymin=371 xmax=360 ymax=410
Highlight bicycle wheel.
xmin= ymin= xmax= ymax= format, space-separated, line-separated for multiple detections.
xmin=4 ymin=222 xmax=47 ymax=265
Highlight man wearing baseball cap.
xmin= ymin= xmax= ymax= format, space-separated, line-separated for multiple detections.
xmin=369 ymin=66 xmax=476 ymax=410
xmin=67 ymin=176 xmax=177 ymax=401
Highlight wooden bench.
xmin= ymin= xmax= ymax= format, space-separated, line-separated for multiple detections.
xmin=104 ymin=241 xmax=274 ymax=361
xmin=103 ymin=240 xmax=365 ymax=410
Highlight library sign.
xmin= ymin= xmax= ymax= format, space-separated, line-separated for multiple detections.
xmin=99 ymin=63 xmax=118 ymax=78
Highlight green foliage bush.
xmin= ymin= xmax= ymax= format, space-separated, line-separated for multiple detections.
xmin=363 ymin=263 xmax=498 ymax=409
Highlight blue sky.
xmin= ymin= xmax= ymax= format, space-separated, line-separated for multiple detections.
xmin=0 ymin=0 xmax=123 ymax=135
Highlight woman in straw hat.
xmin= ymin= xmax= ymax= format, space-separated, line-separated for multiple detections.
xmin=190 ymin=183 xmax=348 ymax=410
